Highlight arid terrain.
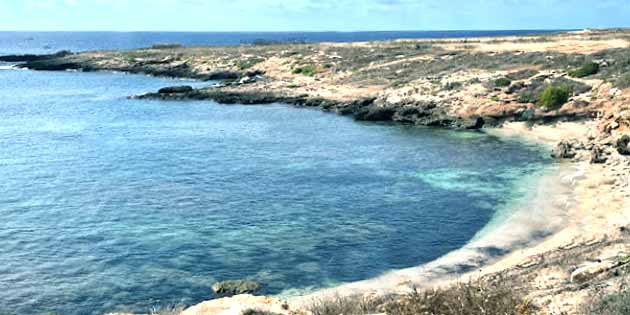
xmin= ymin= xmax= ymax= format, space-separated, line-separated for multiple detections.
xmin=5 ymin=29 xmax=630 ymax=315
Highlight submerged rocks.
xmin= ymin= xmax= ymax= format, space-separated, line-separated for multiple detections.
xmin=158 ymin=85 xmax=194 ymax=94
xmin=616 ymin=135 xmax=630 ymax=155
xmin=212 ymin=280 xmax=261 ymax=297
xmin=551 ymin=140 xmax=577 ymax=159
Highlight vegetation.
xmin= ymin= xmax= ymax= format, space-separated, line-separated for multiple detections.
xmin=538 ymin=86 xmax=570 ymax=110
xmin=569 ymin=62 xmax=600 ymax=78
xmin=236 ymin=57 xmax=265 ymax=70
xmin=494 ymin=77 xmax=512 ymax=87
xmin=308 ymin=280 xmax=536 ymax=315
xmin=616 ymin=73 xmax=630 ymax=89
xmin=308 ymin=294 xmax=386 ymax=315
xmin=587 ymin=277 xmax=630 ymax=315
xmin=292 ymin=64 xmax=318 ymax=76
xmin=384 ymin=282 xmax=537 ymax=315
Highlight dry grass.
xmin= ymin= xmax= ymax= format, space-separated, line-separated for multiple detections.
xmin=307 ymin=279 xmax=536 ymax=315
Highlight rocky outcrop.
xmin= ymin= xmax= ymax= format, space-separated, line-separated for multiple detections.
xmin=616 ymin=135 xmax=630 ymax=155
xmin=0 ymin=50 xmax=72 ymax=62
xmin=590 ymin=146 xmax=608 ymax=164
xmin=158 ymin=85 xmax=194 ymax=94
xmin=212 ymin=280 xmax=261 ymax=297
xmin=551 ymin=140 xmax=577 ymax=159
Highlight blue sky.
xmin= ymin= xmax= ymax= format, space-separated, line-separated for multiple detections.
xmin=0 ymin=0 xmax=628 ymax=31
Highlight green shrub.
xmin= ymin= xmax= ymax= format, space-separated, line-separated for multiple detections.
xmin=292 ymin=65 xmax=317 ymax=76
xmin=538 ymin=86 xmax=570 ymax=110
xmin=569 ymin=62 xmax=599 ymax=78
xmin=494 ymin=77 xmax=512 ymax=87
xmin=490 ymin=95 xmax=501 ymax=102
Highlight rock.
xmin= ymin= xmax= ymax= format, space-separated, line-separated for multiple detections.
xmin=354 ymin=104 xmax=397 ymax=121
xmin=570 ymin=260 xmax=616 ymax=283
xmin=0 ymin=50 xmax=72 ymax=62
xmin=616 ymin=135 xmax=630 ymax=155
xmin=461 ymin=116 xmax=485 ymax=130
xmin=182 ymin=294 xmax=292 ymax=315
xmin=239 ymin=76 xmax=256 ymax=84
xmin=206 ymin=71 xmax=240 ymax=81
xmin=212 ymin=280 xmax=261 ymax=297
xmin=551 ymin=140 xmax=577 ymax=159
xmin=590 ymin=146 xmax=608 ymax=164
xmin=158 ymin=85 xmax=194 ymax=94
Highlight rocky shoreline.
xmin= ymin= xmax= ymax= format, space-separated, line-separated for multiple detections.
xmin=4 ymin=29 xmax=630 ymax=315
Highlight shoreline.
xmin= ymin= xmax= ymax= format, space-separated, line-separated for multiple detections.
xmin=288 ymin=123 xmax=583 ymax=302
xmin=3 ymin=29 xmax=629 ymax=315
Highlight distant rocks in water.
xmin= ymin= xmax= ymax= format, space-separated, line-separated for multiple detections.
xmin=616 ymin=135 xmax=630 ymax=155
xmin=158 ymin=85 xmax=194 ymax=94
xmin=0 ymin=50 xmax=72 ymax=63
xmin=212 ymin=279 xmax=261 ymax=297
xmin=551 ymin=140 xmax=577 ymax=159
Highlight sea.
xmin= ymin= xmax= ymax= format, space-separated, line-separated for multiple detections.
xmin=0 ymin=31 xmax=556 ymax=315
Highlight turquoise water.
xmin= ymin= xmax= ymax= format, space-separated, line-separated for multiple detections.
xmin=0 ymin=69 xmax=550 ymax=315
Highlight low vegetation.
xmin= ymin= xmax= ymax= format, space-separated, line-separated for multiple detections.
xmin=569 ymin=62 xmax=600 ymax=78
xmin=587 ymin=277 xmax=630 ymax=315
xmin=538 ymin=85 xmax=570 ymax=110
xmin=236 ymin=57 xmax=265 ymax=70
xmin=308 ymin=294 xmax=386 ymax=315
xmin=292 ymin=64 xmax=318 ymax=76
xmin=616 ymin=73 xmax=630 ymax=89
xmin=494 ymin=77 xmax=512 ymax=87
xmin=308 ymin=280 xmax=536 ymax=315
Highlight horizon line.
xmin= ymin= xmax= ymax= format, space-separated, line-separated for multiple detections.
xmin=0 ymin=28 xmax=589 ymax=33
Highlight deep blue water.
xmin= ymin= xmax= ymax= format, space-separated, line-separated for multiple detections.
xmin=0 ymin=31 xmax=550 ymax=315
xmin=0 ymin=30 xmax=566 ymax=55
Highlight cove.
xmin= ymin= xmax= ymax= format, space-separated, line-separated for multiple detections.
xmin=0 ymin=69 xmax=550 ymax=315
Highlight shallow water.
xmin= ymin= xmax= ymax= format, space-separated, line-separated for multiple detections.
xmin=0 ymin=69 xmax=550 ymax=315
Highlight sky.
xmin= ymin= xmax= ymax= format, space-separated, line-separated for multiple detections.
xmin=0 ymin=0 xmax=628 ymax=32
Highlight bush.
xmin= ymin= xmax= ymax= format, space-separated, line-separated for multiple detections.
xmin=494 ymin=77 xmax=512 ymax=87
xmin=538 ymin=86 xmax=570 ymax=110
xmin=383 ymin=281 xmax=537 ymax=315
xmin=292 ymin=65 xmax=317 ymax=76
xmin=588 ymin=277 xmax=630 ymax=315
xmin=569 ymin=62 xmax=599 ymax=78
xmin=615 ymin=73 xmax=630 ymax=89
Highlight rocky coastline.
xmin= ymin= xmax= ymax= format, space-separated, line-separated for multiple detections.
xmin=4 ymin=29 xmax=630 ymax=315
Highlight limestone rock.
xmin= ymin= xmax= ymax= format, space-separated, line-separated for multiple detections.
xmin=181 ymin=294 xmax=293 ymax=315
xmin=570 ymin=260 xmax=616 ymax=283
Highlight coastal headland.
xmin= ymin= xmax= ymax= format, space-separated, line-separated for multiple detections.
xmin=4 ymin=29 xmax=630 ymax=315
